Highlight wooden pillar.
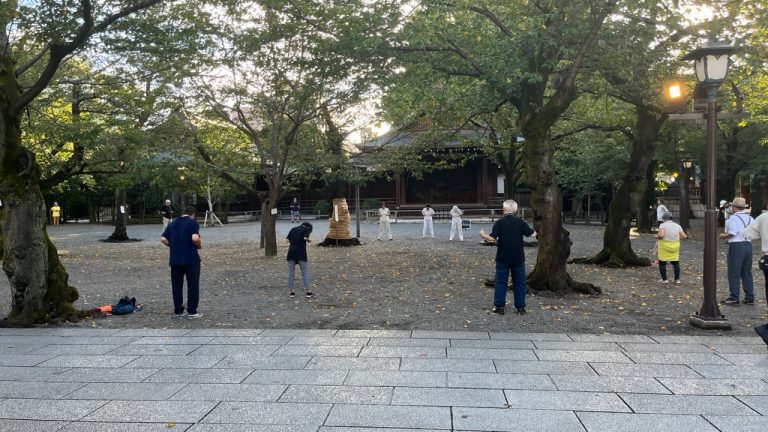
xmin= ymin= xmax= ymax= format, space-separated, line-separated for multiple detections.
xmin=395 ymin=176 xmax=403 ymax=207
xmin=481 ymin=156 xmax=488 ymax=204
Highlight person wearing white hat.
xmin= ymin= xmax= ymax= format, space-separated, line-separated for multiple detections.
xmin=161 ymin=199 xmax=174 ymax=229
xmin=719 ymin=197 xmax=755 ymax=305
xmin=449 ymin=205 xmax=464 ymax=241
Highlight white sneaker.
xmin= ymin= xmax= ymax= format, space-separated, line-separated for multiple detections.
xmin=186 ymin=313 xmax=203 ymax=319
xmin=674 ymin=279 xmax=681 ymax=284
xmin=659 ymin=279 xmax=669 ymax=284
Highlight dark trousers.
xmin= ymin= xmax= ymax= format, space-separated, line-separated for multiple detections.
xmin=727 ymin=242 xmax=753 ymax=301
xmin=171 ymin=263 xmax=200 ymax=314
xmin=494 ymin=261 xmax=527 ymax=309
xmin=659 ymin=261 xmax=680 ymax=281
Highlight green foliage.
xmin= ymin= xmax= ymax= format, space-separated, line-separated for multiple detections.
xmin=313 ymin=200 xmax=331 ymax=215
xmin=362 ymin=198 xmax=379 ymax=210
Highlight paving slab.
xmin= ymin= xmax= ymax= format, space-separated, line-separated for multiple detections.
xmin=111 ymin=329 xmax=193 ymax=337
xmin=201 ymin=401 xmax=330 ymax=426
xmin=306 ymin=357 xmax=400 ymax=371
xmin=208 ymin=336 xmax=292 ymax=345
xmin=258 ymin=329 xmax=338 ymax=337
xmin=129 ymin=336 xmax=215 ymax=345
xmin=706 ymin=415 xmax=768 ymax=432
xmin=737 ymin=395 xmax=768 ymax=415
xmin=504 ymin=389 xmax=630 ymax=412
xmin=144 ymin=368 xmax=252 ymax=384
xmin=28 ymin=344 xmax=123 ymax=355
xmin=345 ymin=370 xmax=446 ymax=387
xmin=125 ymin=355 xmax=225 ymax=369
xmin=689 ymin=364 xmax=768 ymax=379
xmin=493 ymin=359 xmax=596 ymax=375
xmin=244 ymin=369 xmax=348 ymax=385
xmin=447 ymin=347 xmax=536 ymax=360
xmin=534 ymin=350 xmax=632 ymax=363
xmin=411 ymin=330 xmax=489 ymax=340
xmin=111 ymin=344 xmax=202 ymax=356
xmin=619 ymin=393 xmax=757 ymax=415
xmin=360 ymin=346 xmax=446 ymax=358
xmin=185 ymin=329 xmax=265 ymax=337
xmin=279 ymin=384 xmax=392 ymax=404
xmin=0 ymin=343 xmax=46 ymax=354
xmin=447 ymin=372 xmax=555 ymax=390
xmin=48 ymin=367 xmax=160 ymax=383
xmin=81 ymin=400 xmax=217 ymax=423
xmin=0 ymin=354 xmax=57 ymax=366
xmin=0 ymin=366 xmax=69 ymax=381
xmin=0 ymin=381 xmax=85 ymax=399
xmin=216 ymin=355 xmax=310 ymax=369
xmin=617 ymin=343 xmax=711 ymax=353
xmin=399 ymin=358 xmax=495 ymax=372
xmin=325 ymin=404 xmax=451 ymax=429
xmin=657 ymin=377 xmax=768 ymax=395
xmin=717 ymin=353 xmax=768 ymax=365
xmin=46 ymin=328 xmax=123 ymax=337
xmin=0 ymin=328 xmax=54 ymax=336
xmin=58 ymin=423 xmax=194 ymax=431
xmin=64 ymin=382 xmax=186 ymax=400
xmin=319 ymin=428 xmax=448 ymax=432
xmin=577 ymin=412 xmax=719 ymax=432
xmin=187 ymin=344 xmax=279 ymax=357
xmin=551 ymin=375 xmax=670 ymax=393
xmin=273 ymin=345 xmax=364 ymax=357
xmin=489 ymin=332 xmax=571 ymax=341
xmin=334 ymin=330 xmax=412 ymax=338
xmin=568 ymin=334 xmax=656 ymax=343
xmin=391 ymin=387 xmax=506 ymax=407
xmin=533 ymin=341 xmax=622 ymax=351
xmin=39 ymin=355 xmax=138 ymax=368
xmin=649 ymin=335 xmax=743 ymax=345
xmin=452 ymin=407 xmax=584 ymax=432
xmin=171 ymin=383 xmax=286 ymax=401
xmin=366 ymin=337 xmax=449 ymax=347
xmin=0 ymin=420 xmax=66 ymax=432
xmin=589 ymin=362 xmax=700 ymax=378
xmin=706 ymin=344 xmax=768 ymax=354
xmin=287 ymin=337 xmax=370 ymax=346
xmin=0 ymin=399 xmax=106 ymax=421
xmin=190 ymin=425 xmax=318 ymax=432
xmin=448 ymin=339 xmax=534 ymax=349
xmin=624 ymin=352 xmax=731 ymax=365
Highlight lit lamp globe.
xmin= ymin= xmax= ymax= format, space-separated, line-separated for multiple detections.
xmin=682 ymin=40 xmax=736 ymax=87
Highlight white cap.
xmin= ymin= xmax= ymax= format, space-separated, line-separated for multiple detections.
xmin=165 ymin=199 xmax=171 ymax=203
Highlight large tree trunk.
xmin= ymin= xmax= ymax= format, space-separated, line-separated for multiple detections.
xmin=523 ymin=130 xmax=600 ymax=295
xmin=107 ymin=188 xmax=129 ymax=241
xmin=636 ymin=160 xmax=656 ymax=233
xmin=259 ymin=199 xmax=278 ymax=256
xmin=573 ymin=107 xmax=662 ymax=267
xmin=0 ymin=118 xmax=79 ymax=325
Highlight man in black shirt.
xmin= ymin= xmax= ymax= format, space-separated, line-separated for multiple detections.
xmin=480 ymin=200 xmax=537 ymax=315
xmin=287 ymin=222 xmax=313 ymax=298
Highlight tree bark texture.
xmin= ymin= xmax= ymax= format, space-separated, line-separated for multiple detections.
xmin=0 ymin=94 xmax=79 ymax=325
xmin=107 ymin=188 xmax=129 ymax=241
xmin=574 ymin=107 xmax=662 ymax=267
xmin=522 ymin=129 xmax=600 ymax=295
xmin=636 ymin=160 xmax=656 ymax=232
xmin=260 ymin=196 xmax=278 ymax=256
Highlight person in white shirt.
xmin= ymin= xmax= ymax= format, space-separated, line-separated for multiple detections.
xmin=655 ymin=199 xmax=669 ymax=227
xmin=378 ymin=202 xmax=392 ymax=241
xmin=719 ymin=197 xmax=755 ymax=305
xmin=743 ymin=207 xmax=768 ymax=310
xmin=449 ymin=205 xmax=464 ymax=241
xmin=656 ymin=212 xmax=687 ymax=284
xmin=422 ymin=203 xmax=435 ymax=238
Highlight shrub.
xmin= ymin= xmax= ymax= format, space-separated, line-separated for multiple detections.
xmin=362 ymin=198 xmax=379 ymax=210
xmin=313 ymin=200 xmax=331 ymax=215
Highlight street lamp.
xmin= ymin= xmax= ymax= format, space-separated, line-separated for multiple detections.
xmin=683 ymin=40 xmax=737 ymax=330
xmin=680 ymin=158 xmax=693 ymax=231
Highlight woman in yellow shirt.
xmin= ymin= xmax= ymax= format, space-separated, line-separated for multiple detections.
xmin=51 ymin=202 xmax=61 ymax=227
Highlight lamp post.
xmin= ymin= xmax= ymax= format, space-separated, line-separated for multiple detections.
xmin=684 ymin=40 xmax=736 ymax=330
xmin=680 ymin=158 xmax=693 ymax=231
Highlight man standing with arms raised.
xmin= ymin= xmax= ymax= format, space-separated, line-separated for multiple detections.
xmin=161 ymin=206 xmax=203 ymax=318
xmin=480 ymin=200 xmax=537 ymax=315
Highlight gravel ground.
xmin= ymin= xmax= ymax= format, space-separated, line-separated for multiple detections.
xmin=0 ymin=218 xmax=765 ymax=335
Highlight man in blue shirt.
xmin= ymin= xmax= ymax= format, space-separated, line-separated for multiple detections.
xmin=161 ymin=206 xmax=203 ymax=318
xmin=480 ymin=200 xmax=537 ymax=315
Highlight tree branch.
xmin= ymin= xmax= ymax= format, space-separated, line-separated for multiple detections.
xmin=15 ymin=46 xmax=50 ymax=76
xmin=10 ymin=0 xmax=163 ymax=116
xmin=552 ymin=124 xmax=633 ymax=141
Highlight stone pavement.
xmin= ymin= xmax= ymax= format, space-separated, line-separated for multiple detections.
xmin=1 ymin=328 xmax=767 ymax=432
